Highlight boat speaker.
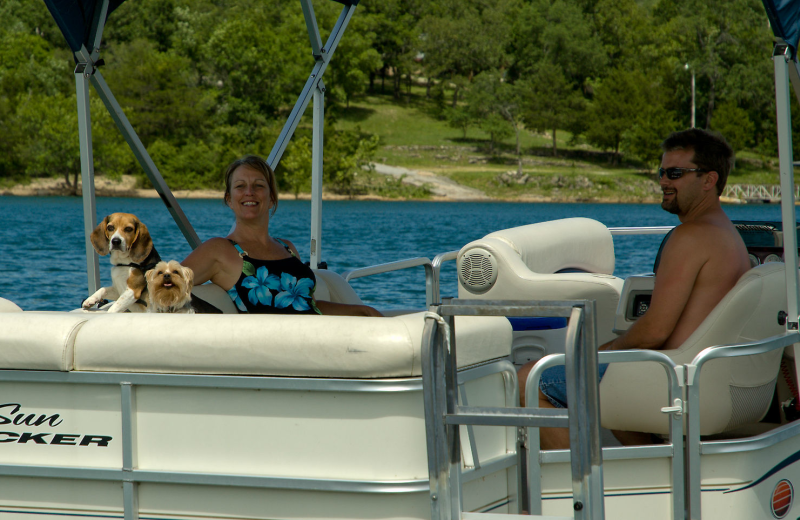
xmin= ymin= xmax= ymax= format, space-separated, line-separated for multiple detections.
xmin=458 ymin=248 xmax=498 ymax=293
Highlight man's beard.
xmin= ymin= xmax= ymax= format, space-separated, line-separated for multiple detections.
xmin=661 ymin=198 xmax=681 ymax=215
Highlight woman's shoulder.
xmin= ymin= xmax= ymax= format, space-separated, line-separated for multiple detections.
xmin=193 ymin=237 xmax=238 ymax=257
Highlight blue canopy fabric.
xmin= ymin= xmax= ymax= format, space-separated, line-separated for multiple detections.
xmin=44 ymin=0 xmax=126 ymax=54
xmin=44 ymin=0 xmax=357 ymax=55
xmin=762 ymin=0 xmax=800 ymax=58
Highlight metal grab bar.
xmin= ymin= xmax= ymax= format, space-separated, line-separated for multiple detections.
xmin=608 ymin=226 xmax=675 ymax=235
xmin=684 ymin=331 xmax=800 ymax=520
xmin=524 ymin=347 xmax=685 ymax=520
xmin=342 ymin=257 xmax=434 ymax=307
xmin=432 ymin=250 xmax=458 ymax=305
xmin=423 ymin=299 xmax=605 ymax=520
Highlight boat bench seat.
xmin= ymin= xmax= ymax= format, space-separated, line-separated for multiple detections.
xmin=0 ymin=311 xmax=511 ymax=378
xmin=600 ymin=262 xmax=788 ymax=435
xmin=457 ymin=217 xmax=624 ymax=345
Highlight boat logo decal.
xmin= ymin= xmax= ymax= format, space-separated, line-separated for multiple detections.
xmin=0 ymin=403 xmax=112 ymax=447
xmin=772 ymin=480 xmax=793 ymax=518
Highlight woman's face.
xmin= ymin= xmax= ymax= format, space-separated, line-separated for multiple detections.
xmin=227 ymin=165 xmax=271 ymax=220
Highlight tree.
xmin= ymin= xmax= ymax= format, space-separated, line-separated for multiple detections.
xmin=655 ymin=0 xmax=774 ymax=130
xmin=711 ymin=101 xmax=755 ymax=152
xmin=466 ymin=71 xmax=524 ymax=169
xmin=584 ymin=68 xmax=648 ymax=161
xmin=279 ymin=136 xmax=313 ymax=199
xmin=521 ymin=62 xmax=584 ymax=156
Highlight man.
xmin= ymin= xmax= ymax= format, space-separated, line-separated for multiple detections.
xmin=519 ymin=128 xmax=751 ymax=449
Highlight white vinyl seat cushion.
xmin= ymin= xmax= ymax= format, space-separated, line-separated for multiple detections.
xmin=600 ymin=263 xmax=788 ymax=435
xmin=0 ymin=297 xmax=23 ymax=312
xmin=71 ymin=312 xmax=511 ymax=378
xmin=457 ymin=218 xmax=624 ymax=345
xmin=0 ymin=313 xmax=89 ymax=371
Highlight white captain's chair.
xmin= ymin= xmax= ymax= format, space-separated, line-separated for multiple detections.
xmin=456 ymin=218 xmax=624 ymax=346
xmin=600 ymin=262 xmax=788 ymax=436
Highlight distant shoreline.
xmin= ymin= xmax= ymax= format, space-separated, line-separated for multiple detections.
xmin=0 ymin=174 xmax=748 ymax=205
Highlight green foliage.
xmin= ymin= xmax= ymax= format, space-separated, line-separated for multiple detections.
xmin=584 ymin=68 xmax=648 ymax=158
xmin=279 ymin=136 xmax=313 ymax=198
xmin=0 ymin=0 xmax=784 ymax=197
xmin=711 ymin=101 xmax=755 ymax=152
xmin=521 ymin=62 xmax=585 ymax=156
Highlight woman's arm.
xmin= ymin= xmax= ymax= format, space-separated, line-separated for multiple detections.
xmin=182 ymin=237 xmax=240 ymax=289
xmin=315 ymin=300 xmax=383 ymax=317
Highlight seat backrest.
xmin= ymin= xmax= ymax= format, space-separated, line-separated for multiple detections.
xmin=457 ymin=218 xmax=623 ymax=345
xmin=600 ymin=263 xmax=788 ymax=435
xmin=0 ymin=297 xmax=22 ymax=312
xmin=483 ymin=217 xmax=616 ymax=275
xmin=313 ymin=270 xmax=364 ymax=305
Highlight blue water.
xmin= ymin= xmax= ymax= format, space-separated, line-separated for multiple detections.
xmin=0 ymin=197 xmax=784 ymax=311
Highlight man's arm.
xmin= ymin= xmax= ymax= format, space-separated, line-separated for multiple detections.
xmin=601 ymin=225 xmax=708 ymax=351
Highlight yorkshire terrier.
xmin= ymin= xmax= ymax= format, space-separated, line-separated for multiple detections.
xmin=145 ymin=261 xmax=195 ymax=314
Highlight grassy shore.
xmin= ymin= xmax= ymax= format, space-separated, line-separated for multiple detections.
xmin=336 ymin=87 xmax=781 ymax=202
xmin=4 ymin=87 xmax=781 ymax=202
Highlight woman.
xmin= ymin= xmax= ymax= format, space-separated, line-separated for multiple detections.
xmin=183 ymin=155 xmax=382 ymax=316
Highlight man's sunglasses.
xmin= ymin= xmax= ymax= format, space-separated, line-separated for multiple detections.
xmin=658 ymin=167 xmax=707 ymax=180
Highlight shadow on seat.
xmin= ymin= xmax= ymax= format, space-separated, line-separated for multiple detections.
xmin=456 ymin=218 xmax=624 ymax=346
xmin=600 ymin=262 xmax=788 ymax=436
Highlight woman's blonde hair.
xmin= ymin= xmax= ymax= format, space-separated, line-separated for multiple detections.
xmin=223 ymin=155 xmax=279 ymax=215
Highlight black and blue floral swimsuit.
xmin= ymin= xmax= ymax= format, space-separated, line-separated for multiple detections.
xmin=227 ymin=239 xmax=321 ymax=315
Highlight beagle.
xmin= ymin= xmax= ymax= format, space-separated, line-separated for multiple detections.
xmin=82 ymin=213 xmax=161 ymax=313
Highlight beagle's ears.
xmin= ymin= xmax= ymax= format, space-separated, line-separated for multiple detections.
xmin=90 ymin=216 xmax=111 ymax=256
xmin=129 ymin=221 xmax=153 ymax=264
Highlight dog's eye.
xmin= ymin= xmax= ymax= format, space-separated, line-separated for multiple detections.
xmin=124 ymin=226 xmax=134 ymax=232
xmin=106 ymin=225 xmax=114 ymax=232
xmin=173 ymin=270 xmax=180 ymax=275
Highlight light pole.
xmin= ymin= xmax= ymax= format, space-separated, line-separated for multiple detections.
xmin=685 ymin=63 xmax=696 ymax=128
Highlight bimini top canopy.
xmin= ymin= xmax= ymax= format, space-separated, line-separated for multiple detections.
xmin=763 ymin=0 xmax=800 ymax=57
xmin=44 ymin=0 xmax=359 ymax=55
xmin=43 ymin=0 xmax=126 ymax=54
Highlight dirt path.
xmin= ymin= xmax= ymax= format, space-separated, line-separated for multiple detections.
xmin=372 ymin=163 xmax=489 ymax=200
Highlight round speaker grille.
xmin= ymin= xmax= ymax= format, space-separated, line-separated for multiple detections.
xmin=458 ymin=248 xmax=498 ymax=293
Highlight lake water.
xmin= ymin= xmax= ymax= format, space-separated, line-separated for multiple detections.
xmin=0 ymin=196 xmax=784 ymax=311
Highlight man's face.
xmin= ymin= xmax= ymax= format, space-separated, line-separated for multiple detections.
xmin=659 ymin=149 xmax=706 ymax=216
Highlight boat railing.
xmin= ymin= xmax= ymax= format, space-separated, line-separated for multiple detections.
xmin=341 ymin=257 xmax=435 ymax=307
xmin=524 ymin=349 xmax=685 ymax=520
xmin=683 ymin=331 xmax=800 ymax=519
xmin=422 ymin=299 xmax=605 ymax=520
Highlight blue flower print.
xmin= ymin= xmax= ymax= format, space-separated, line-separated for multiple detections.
xmin=227 ymin=287 xmax=248 ymax=312
xmin=274 ymin=272 xmax=314 ymax=311
xmin=242 ymin=266 xmax=280 ymax=306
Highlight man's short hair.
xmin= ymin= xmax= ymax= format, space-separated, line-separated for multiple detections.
xmin=661 ymin=129 xmax=734 ymax=195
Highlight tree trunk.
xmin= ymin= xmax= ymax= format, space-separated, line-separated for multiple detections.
xmin=451 ymin=85 xmax=459 ymax=108
xmin=369 ymin=71 xmax=375 ymax=92
xmin=393 ymin=71 xmax=401 ymax=99
xmin=516 ymin=125 xmax=522 ymax=175
xmin=552 ymin=128 xmax=558 ymax=157
xmin=426 ymin=77 xmax=431 ymax=98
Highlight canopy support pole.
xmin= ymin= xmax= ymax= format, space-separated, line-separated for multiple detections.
xmin=75 ymin=61 xmax=101 ymax=295
xmin=774 ymin=43 xmax=800 ymax=390
xmin=90 ymin=70 xmax=201 ymax=250
xmin=310 ymin=81 xmax=325 ymax=269
xmin=266 ymin=2 xmax=356 ymax=170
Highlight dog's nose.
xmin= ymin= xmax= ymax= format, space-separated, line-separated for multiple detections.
xmin=111 ymin=237 xmax=122 ymax=248
xmin=163 ymin=273 xmax=171 ymax=280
